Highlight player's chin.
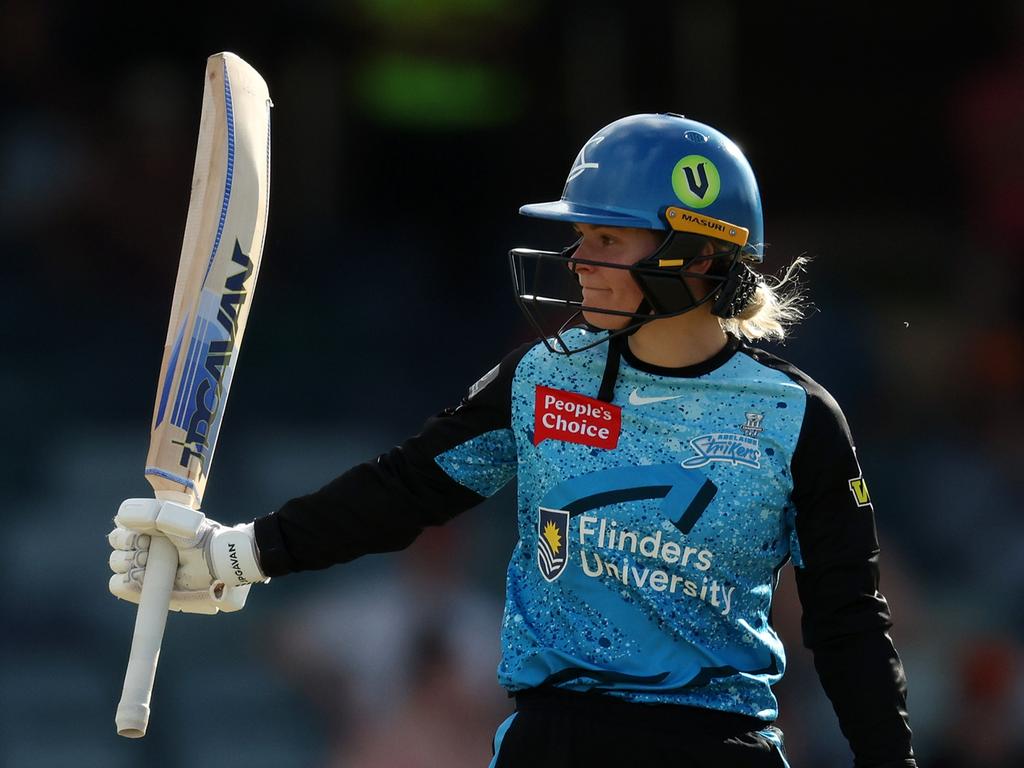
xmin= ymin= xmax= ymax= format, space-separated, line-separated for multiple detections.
xmin=581 ymin=308 xmax=632 ymax=330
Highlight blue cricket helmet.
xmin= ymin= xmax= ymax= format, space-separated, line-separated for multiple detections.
xmin=520 ymin=113 xmax=764 ymax=261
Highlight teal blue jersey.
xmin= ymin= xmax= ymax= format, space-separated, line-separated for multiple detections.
xmin=255 ymin=330 xmax=913 ymax=761
xmin=435 ymin=330 xmax=808 ymax=717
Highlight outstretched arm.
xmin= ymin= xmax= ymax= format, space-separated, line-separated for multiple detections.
xmin=254 ymin=343 xmax=533 ymax=577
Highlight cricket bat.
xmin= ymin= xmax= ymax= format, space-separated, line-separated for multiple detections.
xmin=115 ymin=52 xmax=272 ymax=739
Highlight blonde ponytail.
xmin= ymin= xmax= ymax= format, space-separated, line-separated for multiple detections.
xmin=719 ymin=256 xmax=811 ymax=343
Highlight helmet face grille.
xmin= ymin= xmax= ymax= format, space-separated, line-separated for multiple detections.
xmin=508 ymin=231 xmax=743 ymax=355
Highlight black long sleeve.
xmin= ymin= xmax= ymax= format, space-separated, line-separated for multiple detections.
xmin=252 ymin=344 xmax=532 ymax=577
xmin=789 ymin=379 xmax=915 ymax=768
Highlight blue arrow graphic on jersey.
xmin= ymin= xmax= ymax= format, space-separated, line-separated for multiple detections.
xmin=529 ymin=463 xmax=776 ymax=691
xmin=538 ymin=463 xmax=717 ymax=533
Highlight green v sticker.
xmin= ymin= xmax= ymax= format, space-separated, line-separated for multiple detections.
xmin=672 ymin=155 xmax=721 ymax=208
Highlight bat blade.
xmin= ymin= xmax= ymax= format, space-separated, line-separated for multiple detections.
xmin=145 ymin=51 xmax=272 ymax=509
xmin=115 ymin=51 xmax=271 ymax=739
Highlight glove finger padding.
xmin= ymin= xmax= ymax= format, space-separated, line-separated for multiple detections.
xmin=108 ymin=526 xmax=150 ymax=552
xmin=109 ymin=569 xmax=252 ymax=614
xmin=109 ymin=571 xmax=139 ymax=604
xmin=211 ymin=583 xmax=251 ymax=613
xmin=108 ymin=548 xmax=147 ymax=574
xmin=154 ymin=500 xmax=206 ymax=544
xmin=167 ymin=583 xmax=251 ymax=614
xmin=169 ymin=594 xmax=220 ymax=615
xmin=115 ymin=498 xmax=206 ymax=543
xmin=115 ymin=498 xmax=163 ymax=532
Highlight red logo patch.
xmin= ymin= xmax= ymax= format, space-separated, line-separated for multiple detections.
xmin=534 ymin=386 xmax=621 ymax=449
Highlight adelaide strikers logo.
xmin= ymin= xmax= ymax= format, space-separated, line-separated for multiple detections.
xmin=537 ymin=507 xmax=569 ymax=582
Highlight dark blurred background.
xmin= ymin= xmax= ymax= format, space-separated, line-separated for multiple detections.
xmin=3 ymin=1 xmax=1024 ymax=766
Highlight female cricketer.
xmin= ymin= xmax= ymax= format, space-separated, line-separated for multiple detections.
xmin=109 ymin=113 xmax=916 ymax=767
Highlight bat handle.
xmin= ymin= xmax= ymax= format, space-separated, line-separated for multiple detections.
xmin=115 ymin=534 xmax=178 ymax=737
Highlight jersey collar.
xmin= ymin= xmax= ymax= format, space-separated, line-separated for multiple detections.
xmin=620 ymin=334 xmax=741 ymax=378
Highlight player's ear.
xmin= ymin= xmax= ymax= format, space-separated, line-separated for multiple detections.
xmin=685 ymin=240 xmax=717 ymax=275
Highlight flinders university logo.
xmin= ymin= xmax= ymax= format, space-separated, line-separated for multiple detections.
xmin=537 ymin=507 xmax=569 ymax=582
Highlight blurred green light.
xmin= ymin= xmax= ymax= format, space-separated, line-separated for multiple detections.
xmin=355 ymin=55 xmax=522 ymax=128
xmin=356 ymin=0 xmax=518 ymax=26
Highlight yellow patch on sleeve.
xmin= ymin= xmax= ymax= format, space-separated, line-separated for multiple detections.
xmin=848 ymin=477 xmax=871 ymax=507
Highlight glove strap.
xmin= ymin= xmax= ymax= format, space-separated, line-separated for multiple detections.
xmin=209 ymin=524 xmax=265 ymax=585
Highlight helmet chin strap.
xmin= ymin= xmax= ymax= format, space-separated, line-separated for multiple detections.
xmin=595 ymin=281 xmax=721 ymax=401
xmin=597 ymin=335 xmax=624 ymax=402
xmin=595 ymin=298 xmax=646 ymax=403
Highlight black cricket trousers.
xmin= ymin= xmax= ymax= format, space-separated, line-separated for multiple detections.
xmin=490 ymin=688 xmax=790 ymax=767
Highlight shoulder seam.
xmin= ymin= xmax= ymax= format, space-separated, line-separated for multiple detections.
xmin=737 ymin=344 xmax=829 ymax=399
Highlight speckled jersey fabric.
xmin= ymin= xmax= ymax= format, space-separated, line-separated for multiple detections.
xmin=436 ymin=329 xmax=809 ymax=719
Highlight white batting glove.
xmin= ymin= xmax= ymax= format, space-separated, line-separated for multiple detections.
xmin=108 ymin=498 xmax=266 ymax=615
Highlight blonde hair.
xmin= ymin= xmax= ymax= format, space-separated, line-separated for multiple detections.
xmin=718 ymin=256 xmax=812 ymax=343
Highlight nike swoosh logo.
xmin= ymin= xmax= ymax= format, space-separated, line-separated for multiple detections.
xmin=628 ymin=389 xmax=686 ymax=406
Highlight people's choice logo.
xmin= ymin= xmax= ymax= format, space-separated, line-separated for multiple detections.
xmin=672 ymin=154 xmax=721 ymax=208
xmin=534 ymin=386 xmax=621 ymax=449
